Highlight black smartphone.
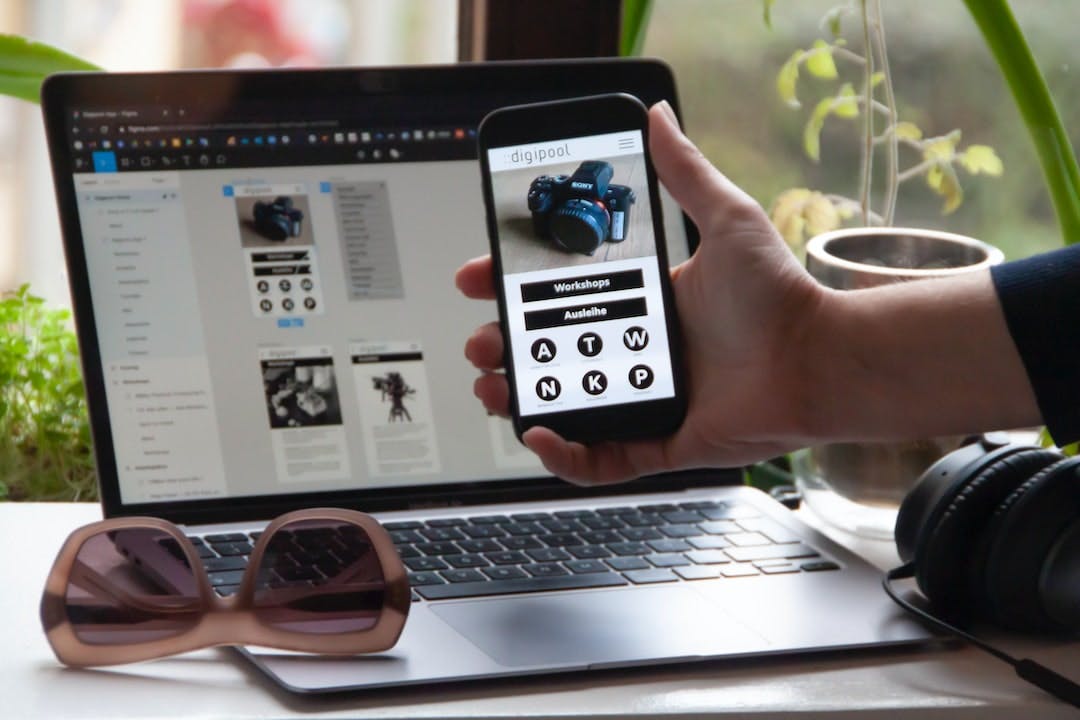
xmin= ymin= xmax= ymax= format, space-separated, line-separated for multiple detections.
xmin=477 ymin=93 xmax=687 ymax=444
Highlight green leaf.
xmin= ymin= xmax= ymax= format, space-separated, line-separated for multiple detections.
xmin=959 ymin=144 xmax=1004 ymax=176
xmin=0 ymin=34 xmax=99 ymax=103
xmin=777 ymin=51 xmax=802 ymax=107
xmin=763 ymin=0 xmax=776 ymax=28
xmin=964 ymin=0 xmax=1080 ymax=245
xmin=805 ymin=39 xmax=838 ymax=79
xmin=870 ymin=71 xmax=885 ymax=88
xmin=804 ymin=97 xmax=833 ymax=161
xmin=619 ymin=0 xmax=654 ymax=57
xmin=822 ymin=6 xmax=846 ymax=38
xmin=894 ymin=121 xmax=923 ymax=141
xmin=832 ymin=83 xmax=859 ymax=118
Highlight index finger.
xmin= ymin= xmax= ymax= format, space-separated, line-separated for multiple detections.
xmin=455 ymin=255 xmax=496 ymax=300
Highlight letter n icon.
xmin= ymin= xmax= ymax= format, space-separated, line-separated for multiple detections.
xmin=536 ymin=376 xmax=562 ymax=401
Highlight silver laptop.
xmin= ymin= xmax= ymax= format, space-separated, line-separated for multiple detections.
xmin=41 ymin=60 xmax=931 ymax=694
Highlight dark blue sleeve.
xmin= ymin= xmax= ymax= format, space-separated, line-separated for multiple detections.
xmin=991 ymin=244 xmax=1080 ymax=445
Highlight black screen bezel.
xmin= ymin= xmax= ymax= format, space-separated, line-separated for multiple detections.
xmin=477 ymin=93 xmax=687 ymax=443
xmin=41 ymin=59 xmax=734 ymax=526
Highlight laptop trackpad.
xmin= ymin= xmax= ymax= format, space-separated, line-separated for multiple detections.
xmin=430 ymin=586 xmax=768 ymax=668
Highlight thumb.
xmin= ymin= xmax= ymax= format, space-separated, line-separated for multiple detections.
xmin=648 ymin=101 xmax=761 ymax=237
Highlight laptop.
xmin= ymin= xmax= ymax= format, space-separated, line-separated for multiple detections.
xmin=40 ymin=59 xmax=931 ymax=694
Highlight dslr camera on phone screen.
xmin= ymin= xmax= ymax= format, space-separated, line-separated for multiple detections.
xmin=253 ymin=195 xmax=305 ymax=242
xmin=527 ymin=160 xmax=636 ymax=255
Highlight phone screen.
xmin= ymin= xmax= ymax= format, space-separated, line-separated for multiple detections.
xmin=485 ymin=129 xmax=677 ymax=419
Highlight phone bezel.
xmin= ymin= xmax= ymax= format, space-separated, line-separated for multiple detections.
xmin=478 ymin=93 xmax=688 ymax=444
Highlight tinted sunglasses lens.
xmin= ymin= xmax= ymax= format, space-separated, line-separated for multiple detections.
xmin=65 ymin=528 xmax=202 ymax=645
xmin=253 ymin=518 xmax=385 ymax=634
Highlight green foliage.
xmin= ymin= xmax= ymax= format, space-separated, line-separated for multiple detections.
xmin=766 ymin=1 xmax=1003 ymax=254
xmin=0 ymin=285 xmax=96 ymax=501
xmin=619 ymin=0 xmax=655 ymax=57
xmin=0 ymin=34 xmax=99 ymax=103
xmin=963 ymin=0 xmax=1080 ymax=246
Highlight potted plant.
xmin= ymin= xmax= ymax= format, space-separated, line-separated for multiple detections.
xmin=0 ymin=35 xmax=99 ymax=501
xmin=764 ymin=0 xmax=1075 ymax=535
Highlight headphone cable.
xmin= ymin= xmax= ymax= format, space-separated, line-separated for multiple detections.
xmin=883 ymin=563 xmax=1080 ymax=708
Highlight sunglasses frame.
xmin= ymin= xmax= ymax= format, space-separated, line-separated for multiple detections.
xmin=40 ymin=508 xmax=410 ymax=667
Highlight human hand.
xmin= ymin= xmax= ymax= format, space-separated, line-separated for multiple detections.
xmin=456 ymin=101 xmax=827 ymax=485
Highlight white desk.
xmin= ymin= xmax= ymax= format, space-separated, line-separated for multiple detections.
xmin=2 ymin=502 xmax=1078 ymax=719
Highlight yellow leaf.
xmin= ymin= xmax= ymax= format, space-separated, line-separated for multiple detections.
xmin=926 ymin=163 xmax=963 ymax=214
xmin=925 ymin=165 xmax=942 ymax=191
xmin=805 ymin=40 xmax=838 ymax=79
xmin=804 ymin=193 xmax=841 ymax=236
xmin=777 ymin=51 xmax=801 ymax=108
xmin=769 ymin=189 xmax=840 ymax=251
xmin=894 ymin=121 xmax=922 ymax=141
xmin=959 ymin=145 xmax=1004 ymax=176
xmin=870 ymin=71 xmax=885 ymax=88
xmin=770 ymin=188 xmax=811 ymax=249
xmin=922 ymin=139 xmax=955 ymax=163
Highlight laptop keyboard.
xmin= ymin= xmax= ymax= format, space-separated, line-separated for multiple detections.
xmin=173 ymin=499 xmax=839 ymax=601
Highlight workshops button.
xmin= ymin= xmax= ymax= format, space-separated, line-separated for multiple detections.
xmin=524 ymin=297 xmax=647 ymax=331
xmin=520 ymin=269 xmax=644 ymax=303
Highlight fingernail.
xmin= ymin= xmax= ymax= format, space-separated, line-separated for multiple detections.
xmin=655 ymin=100 xmax=678 ymax=124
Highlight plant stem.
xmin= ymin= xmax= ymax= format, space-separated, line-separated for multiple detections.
xmin=870 ymin=0 xmax=899 ymax=225
xmin=858 ymin=0 xmax=874 ymax=226
xmin=964 ymin=0 xmax=1080 ymax=245
xmin=896 ymin=158 xmax=938 ymax=184
xmin=827 ymin=193 xmax=884 ymax=225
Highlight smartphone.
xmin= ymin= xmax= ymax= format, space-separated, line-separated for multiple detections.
xmin=478 ymin=93 xmax=687 ymax=443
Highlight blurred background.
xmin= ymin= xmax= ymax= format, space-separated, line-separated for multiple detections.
xmin=1 ymin=0 xmax=1077 ymax=307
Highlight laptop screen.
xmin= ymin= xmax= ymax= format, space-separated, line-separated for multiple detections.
xmin=42 ymin=63 xmax=723 ymax=522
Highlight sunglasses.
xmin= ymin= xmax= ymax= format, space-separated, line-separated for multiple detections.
xmin=40 ymin=508 xmax=410 ymax=667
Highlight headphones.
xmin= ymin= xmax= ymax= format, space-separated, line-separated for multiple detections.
xmin=889 ymin=433 xmax=1080 ymax=706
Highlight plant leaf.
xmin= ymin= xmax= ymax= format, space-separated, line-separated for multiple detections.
xmin=777 ymin=51 xmax=802 ymax=107
xmin=619 ymin=0 xmax=654 ymax=57
xmin=870 ymin=71 xmax=885 ymax=88
xmin=805 ymin=39 xmax=838 ymax=79
xmin=769 ymin=188 xmax=840 ymax=252
xmin=832 ymin=82 xmax=859 ymax=118
xmin=922 ymin=134 xmax=959 ymax=163
xmin=894 ymin=121 xmax=923 ymax=141
xmin=763 ymin=0 xmax=776 ymax=28
xmin=804 ymin=193 xmax=841 ymax=236
xmin=0 ymin=34 xmax=99 ymax=103
xmin=804 ymin=97 xmax=833 ymax=161
xmin=958 ymin=144 xmax=1004 ymax=176
xmin=926 ymin=163 xmax=964 ymax=213
xmin=822 ymin=6 xmax=846 ymax=38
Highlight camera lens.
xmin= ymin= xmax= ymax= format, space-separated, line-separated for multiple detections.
xmin=550 ymin=199 xmax=609 ymax=255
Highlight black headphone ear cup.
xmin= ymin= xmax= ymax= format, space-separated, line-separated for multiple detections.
xmin=895 ymin=441 xmax=1005 ymax=563
xmin=982 ymin=456 xmax=1080 ymax=631
xmin=915 ymin=449 xmax=1060 ymax=623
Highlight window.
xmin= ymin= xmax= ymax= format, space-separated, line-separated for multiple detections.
xmin=1 ymin=0 xmax=457 ymax=305
xmin=643 ymin=0 xmax=1080 ymax=260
